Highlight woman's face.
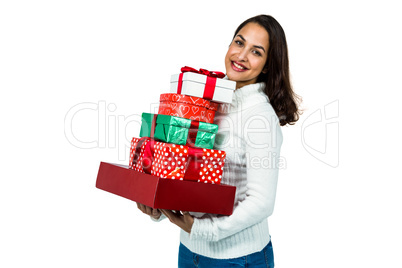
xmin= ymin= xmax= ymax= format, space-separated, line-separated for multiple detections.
xmin=225 ymin=22 xmax=269 ymax=89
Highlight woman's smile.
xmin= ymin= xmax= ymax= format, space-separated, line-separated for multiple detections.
xmin=231 ymin=61 xmax=248 ymax=71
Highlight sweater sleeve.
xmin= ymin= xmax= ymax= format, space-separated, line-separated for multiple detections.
xmin=189 ymin=105 xmax=283 ymax=242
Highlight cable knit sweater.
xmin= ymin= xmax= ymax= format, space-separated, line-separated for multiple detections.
xmin=178 ymin=82 xmax=283 ymax=259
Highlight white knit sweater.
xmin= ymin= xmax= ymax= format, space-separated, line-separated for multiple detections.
xmin=178 ymin=82 xmax=283 ymax=259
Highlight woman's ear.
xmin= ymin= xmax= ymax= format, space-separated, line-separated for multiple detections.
xmin=261 ymin=61 xmax=269 ymax=74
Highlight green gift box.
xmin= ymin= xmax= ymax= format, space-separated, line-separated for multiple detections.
xmin=139 ymin=113 xmax=218 ymax=149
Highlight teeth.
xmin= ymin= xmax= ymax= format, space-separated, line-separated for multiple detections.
xmin=233 ymin=62 xmax=245 ymax=70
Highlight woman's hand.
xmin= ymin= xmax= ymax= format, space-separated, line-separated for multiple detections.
xmin=136 ymin=203 xmax=161 ymax=220
xmin=161 ymin=209 xmax=194 ymax=233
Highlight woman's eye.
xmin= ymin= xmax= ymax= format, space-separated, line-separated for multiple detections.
xmin=253 ymin=50 xmax=262 ymax=56
xmin=235 ymin=40 xmax=243 ymax=46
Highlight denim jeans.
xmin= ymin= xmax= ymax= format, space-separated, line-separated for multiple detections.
xmin=178 ymin=241 xmax=274 ymax=268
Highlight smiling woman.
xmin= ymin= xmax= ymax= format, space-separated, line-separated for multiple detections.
xmin=137 ymin=14 xmax=301 ymax=268
xmin=228 ymin=15 xmax=300 ymax=126
xmin=225 ymin=22 xmax=269 ymax=89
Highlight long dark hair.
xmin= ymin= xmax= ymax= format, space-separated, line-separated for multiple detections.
xmin=233 ymin=15 xmax=301 ymax=126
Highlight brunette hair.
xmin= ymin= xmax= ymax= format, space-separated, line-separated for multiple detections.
xmin=233 ymin=15 xmax=301 ymax=126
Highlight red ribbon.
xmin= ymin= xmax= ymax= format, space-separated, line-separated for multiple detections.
xmin=141 ymin=138 xmax=155 ymax=174
xmin=183 ymin=146 xmax=204 ymax=182
xmin=186 ymin=120 xmax=200 ymax=147
xmin=150 ymin=114 xmax=158 ymax=139
xmin=176 ymin=66 xmax=225 ymax=99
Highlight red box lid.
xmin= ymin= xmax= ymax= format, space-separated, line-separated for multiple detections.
xmin=96 ymin=162 xmax=236 ymax=215
xmin=160 ymin=93 xmax=219 ymax=111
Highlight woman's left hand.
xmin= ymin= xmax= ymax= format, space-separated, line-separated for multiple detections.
xmin=161 ymin=209 xmax=194 ymax=233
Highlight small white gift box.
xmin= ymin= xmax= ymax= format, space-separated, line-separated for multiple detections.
xmin=170 ymin=70 xmax=236 ymax=104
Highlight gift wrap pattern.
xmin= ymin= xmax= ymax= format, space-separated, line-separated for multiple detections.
xmin=196 ymin=148 xmax=226 ymax=184
xmin=158 ymin=93 xmax=219 ymax=124
xmin=139 ymin=113 xmax=218 ymax=149
xmin=129 ymin=137 xmax=150 ymax=172
xmin=129 ymin=137 xmax=226 ymax=184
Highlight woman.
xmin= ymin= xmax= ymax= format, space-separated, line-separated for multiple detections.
xmin=137 ymin=14 xmax=300 ymax=267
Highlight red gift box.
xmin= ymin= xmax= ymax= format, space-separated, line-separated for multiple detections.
xmin=96 ymin=162 xmax=236 ymax=215
xmin=129 ymin=137 xmax=226 ymax=184
xmin=158 ymin=93 xmax=219 ymax=124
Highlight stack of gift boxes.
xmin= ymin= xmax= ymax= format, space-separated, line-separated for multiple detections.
xmin=128 ymin=66 xmax=236 ymax=185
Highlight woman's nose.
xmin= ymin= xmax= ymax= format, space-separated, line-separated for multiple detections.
xmin=237 ymin=48 xmax=248 ymax=61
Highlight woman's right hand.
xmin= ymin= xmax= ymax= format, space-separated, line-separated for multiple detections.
xmin=136 ymin=203 xmax=161 ymax=220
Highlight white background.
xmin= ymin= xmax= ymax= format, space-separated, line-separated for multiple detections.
xmin=1 ymin=0 xmax=401 ymax=267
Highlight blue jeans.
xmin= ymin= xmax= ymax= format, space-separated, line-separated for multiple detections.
xmin=178 ymin=241 xmax=274 ymax=268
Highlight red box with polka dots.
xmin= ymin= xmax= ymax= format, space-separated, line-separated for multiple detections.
xmin=129 ymin=137 xmax=226 ymax=185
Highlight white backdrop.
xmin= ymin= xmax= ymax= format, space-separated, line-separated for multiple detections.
xmin=1 ymin=0 xmax=401 ymax=267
